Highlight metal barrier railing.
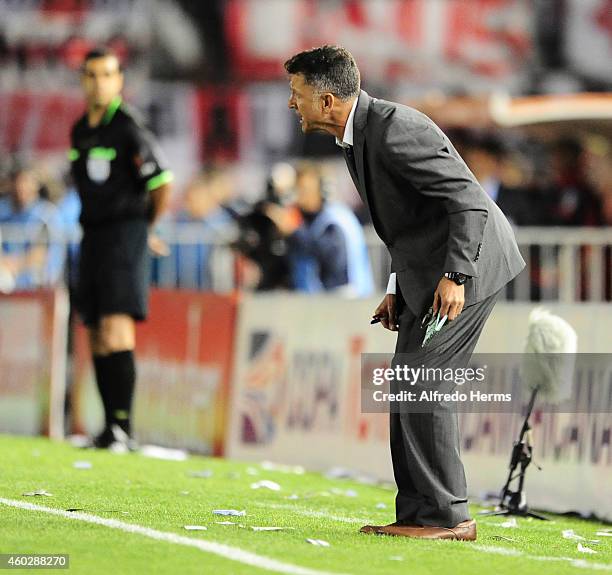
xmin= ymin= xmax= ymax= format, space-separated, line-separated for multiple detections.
xmin=1 ymin=222 xmax=611 ymax=302
xmin=363 ymin=227 xmax=612 ymax=303
xmin=512 ymin=227 xmax=612 ymax=302
xmin=0 ymin=222 xmax=68 ymax=292
xmin=151 ymin=223 xmax=239 ymax=293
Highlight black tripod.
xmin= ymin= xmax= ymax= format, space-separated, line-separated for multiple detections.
xmin=479 ymin=387 xmax=549 ymax=520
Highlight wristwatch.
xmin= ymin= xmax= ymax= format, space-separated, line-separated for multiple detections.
xmin=444 ymin=272 xmax=469 ymax=285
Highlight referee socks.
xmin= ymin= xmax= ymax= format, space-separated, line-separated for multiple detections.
xmin=93 ymin=350 xmax=136 ymax=436
xmin=93 ymin=354 xmax=113 ymax=428
xmin=108 ymin=350 xmax=136 ymax=436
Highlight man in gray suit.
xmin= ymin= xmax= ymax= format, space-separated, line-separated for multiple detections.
xmin=285 ymin=46 xmax=525 ymax=541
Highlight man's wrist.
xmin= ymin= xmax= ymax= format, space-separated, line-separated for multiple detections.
xmin=444 ymin=271 xmax=469 ymax=286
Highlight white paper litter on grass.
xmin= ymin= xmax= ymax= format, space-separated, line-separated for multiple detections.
xmin=324 ymin=467 xmax=377 ymax=484
xmin=260 ymin=461 xmax=305 ymax=475
xmin=500 ymin=518 xmax=518 ymax=528
xmin=286 ymin=494 xmax=300 ymax=500
xmin=215 ymin=521 xmax=239 ymax=525
xmin=375 ymin=502 xmax=387 ymax=509
xmin=184 ymin=525 xmax=208 ymax=531
xmin=563 ymin=529 xmax=585 ymax=541
xmin=492 ymin=535 xmax=517 ymax=542
xmin=577 ymin=543 xmax=597 ymax=554
xmin=330 ymin=488 xmax=358 ymax=498
xmin=73 ymin=461 xmax=92 ymax=469
xmin=356 ymin=476 xmax=378 ymax=486
xmin=246 ymin=467 xmax=259 ymax=476
xmin=306 ymin=539 xmax=330 ymax=547
xmin=388 ymin=556 xmax=404 ymax=561
xmin=595 ymin=531 xmax=612 ymax=537
xmin=188 ymin=470 xmax=213 ymax=478
xmin=139 ymin=445 xmax=188 ymax=461
xmin=251 ymin=526 xmax=294 ymax=532
xmin=250 ymin=480 xmax=281 ymax=491
xmin=22 ymin=489 xmax=53 ymax=497
xmin=213 ymin=509 xmax=246 ymax=516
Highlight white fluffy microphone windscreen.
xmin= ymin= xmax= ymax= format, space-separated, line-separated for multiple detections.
xmin=521 ymin=308 xmax=578 ymax=401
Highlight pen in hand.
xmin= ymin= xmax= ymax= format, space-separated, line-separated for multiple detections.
xmin=371 ymin=314 xmax=399 ymax=329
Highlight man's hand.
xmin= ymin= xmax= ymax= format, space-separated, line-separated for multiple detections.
xmin=148 ymin=233 xmax=170 ymax=257
xmin=373 ymin=293 xmax=398 ymax=331
xmin=433 ymin=277 xmax=464 ymax=321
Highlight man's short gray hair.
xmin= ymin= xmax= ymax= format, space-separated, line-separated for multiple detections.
xmin=284 ymin=45 xmax=360 ymax=101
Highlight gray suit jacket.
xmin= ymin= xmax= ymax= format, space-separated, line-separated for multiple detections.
xmin=345 ymin=90 xmax=525 ymax=316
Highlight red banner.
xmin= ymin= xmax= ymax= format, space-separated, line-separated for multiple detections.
xmin=71 ymin=289 xmax=239 ymax=455
xmin=0 ymin=92 xmax=83 ymax=153
xmin=225 ymin=0 xmax=533 ymax=84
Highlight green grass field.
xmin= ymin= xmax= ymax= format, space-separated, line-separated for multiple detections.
xmin=1 ymin=434 xmax=610 ymax=575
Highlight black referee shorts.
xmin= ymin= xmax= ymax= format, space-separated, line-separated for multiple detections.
xmin=77 ymin=220 xmax=150 ymax=327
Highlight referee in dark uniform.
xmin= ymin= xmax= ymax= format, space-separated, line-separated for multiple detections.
xmin=69 ymin=48 xmax=172 ymax=449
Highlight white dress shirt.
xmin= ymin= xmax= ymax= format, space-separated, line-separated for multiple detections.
xmin=335 ymin=97 xmax=358 ymax=148
xmin=386 ymin=272 xmax=396 ymax=295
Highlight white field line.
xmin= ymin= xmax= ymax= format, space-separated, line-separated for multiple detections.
xmin=5 ymin=497 xmax=609 ymax=573
xmin=478 ymin=519 xmax=561 ymax=530
xmin=473 ymin=545 xmax=612 ymax=572
xmin=258 ymin=503 xmax=612 ymax=572
xmin=254 ymin=502 xmax=376 ymax=525
xmin=0 ymin=498 xmax=350 ymax=575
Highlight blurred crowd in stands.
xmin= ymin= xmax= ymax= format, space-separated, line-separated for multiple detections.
xmin=1 ymin=129 xmax=611 ymax=298
xmin=451 ymin=131 xmax=612 ymax=227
